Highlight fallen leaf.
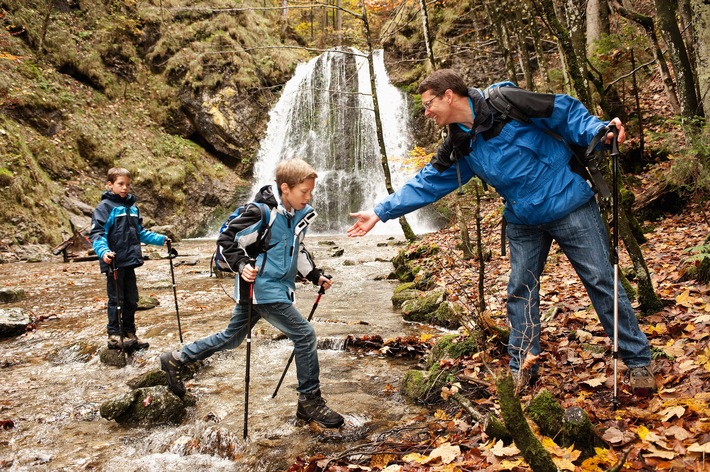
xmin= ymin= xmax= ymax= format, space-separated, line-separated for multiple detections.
xmin=658 ymin=405 xmax=686 ymax=421
xmin=581 ymin=375 xmax=607 ymax=387
xmin=429 ymin=442 xmax=460 ymax=465
xmin=602 ymin=427 xmax=636 ymax=445
xmin=490 ymin=440 xmax=521 ymax=457
xmin=688 ymin=442 xmax=710 ymax=453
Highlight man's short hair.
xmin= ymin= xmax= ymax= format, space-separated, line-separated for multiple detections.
xmin=275 ymin=158 xmax=318 ymax=191
xmin=107 ymin=167 xmax=131 ymax=183
xmin=417 ymin=69 xmax=468 ymax=97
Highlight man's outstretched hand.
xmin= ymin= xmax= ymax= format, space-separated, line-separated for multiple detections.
xmin=347 ymin=211 xmax=380 ymax=237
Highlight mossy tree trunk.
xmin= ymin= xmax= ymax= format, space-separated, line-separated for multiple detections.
xmin=497 ymin=374 xmax=557 ymax=472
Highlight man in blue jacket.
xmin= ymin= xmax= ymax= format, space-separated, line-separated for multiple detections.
xmin=348 ymin=69 xmax=656 ymax=396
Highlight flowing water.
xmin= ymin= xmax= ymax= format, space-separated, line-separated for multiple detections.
xmin=0 ymin=235 xmax=440 ymax=471
xmin=251 ymin=47 xmax=434 ymax=235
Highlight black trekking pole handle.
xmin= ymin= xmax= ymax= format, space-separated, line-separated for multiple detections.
xmin=110 ymin=258 xmax=127 ymax=361
xmin=167 ymin=240 xmax=182 ymax=343
xmin=243 ymin=258 xmax=256 ymax=440
xmin=272 ymin=275 xmax=331 ymax=399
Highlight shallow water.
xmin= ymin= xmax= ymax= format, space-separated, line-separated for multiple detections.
xmin=0 ymin=234 xmax=439 ymax=471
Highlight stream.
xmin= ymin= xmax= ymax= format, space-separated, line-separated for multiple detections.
xmin=0 ymin=234 xmax=439 ymax=471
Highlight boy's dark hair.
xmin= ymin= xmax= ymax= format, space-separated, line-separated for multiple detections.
xmin=417 ymin=69 xmax=468 ymax=97
xmin=275 ymin=158 xmax=317 ymax=193
xmin=107 ymin=167 xmax=131 ymax=183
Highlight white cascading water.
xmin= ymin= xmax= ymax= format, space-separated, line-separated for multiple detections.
xmin=251 ymin=47 xmax=433 ymax=235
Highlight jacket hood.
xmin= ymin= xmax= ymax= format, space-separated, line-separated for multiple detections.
xmin=252 ymin=184 xmax=279 ymax=209
xmin=101 ymin=190 xmax=137 ymax=206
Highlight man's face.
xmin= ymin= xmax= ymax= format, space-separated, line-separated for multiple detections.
xmin=421 ymin=90 xmax=448 ymax=126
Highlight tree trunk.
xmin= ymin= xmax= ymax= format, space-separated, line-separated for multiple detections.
xmin=497 ymin=374 xmax=557 ymax=472
xmin=419 ymin=0 xmax=437 ymax=70
xmin=485 ymin=0 xmax=517 ymax=83
xmin=513 ymin=5 xmax=534 ymax=90
xmin=280 ymin=0 xmax=288 ymax=43
xmin=586 ymin=0 xmax=610 ymax=55
xmin=690 ymin=0 xmax=710 ymax=116
xmin=335 ymin=0 xmax=343 ymax=45
xmin=525 ymin=0 xmax=551 ymax=91
xmin=609 ymin=0 xmax=682 ymax=114
xmin=360 ymin=0 xmax=416 ymax=241
xmin=534 ymin=0 xmax=592 ymax=107
xmin=655 ymin=0 xmax=701 ymax=116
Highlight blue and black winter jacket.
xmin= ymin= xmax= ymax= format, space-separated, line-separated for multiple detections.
xmin=90 ymin=191 xmax=166 ymax=273
xmin=218 ymin=184 xmax=321 ymax=305
xmin=375 ymin=86 xmax=609 ymax=226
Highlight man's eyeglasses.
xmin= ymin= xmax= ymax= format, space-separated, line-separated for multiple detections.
xmin=423 ymin=93 xmax=443 ymax=110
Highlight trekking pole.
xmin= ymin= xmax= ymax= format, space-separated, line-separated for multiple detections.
xmin=110 ymin=258 xmax=127 ymax=363
xmin=166 ymin=240 xmax=183 ymax=343
xmin=608 ymin=123 xmax=621 ymax=410
xmin=243 ymin=259 xmax=256 ymax=440
xmin=272 ymin=276 xmax=330 ymax=399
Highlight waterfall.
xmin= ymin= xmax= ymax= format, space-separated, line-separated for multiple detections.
xmin=251 ymin=47 xmax=434 ymax=235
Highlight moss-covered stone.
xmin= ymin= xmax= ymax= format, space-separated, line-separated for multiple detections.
xmin=401 ymin=365 xmax=446 ymax=404
xmin=427 ymin=333 xmax=479 ymax=368
xmin=100 ymin=386 xmax=187 ymax=425
xmin=401 ymin=289 xmax=449 ymax=326
xmin=526 ymin=389 xmax=565 ymax=439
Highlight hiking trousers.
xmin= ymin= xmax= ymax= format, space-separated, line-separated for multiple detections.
xmin=505 ymin=198 xmax=652 ymax=373
xmin=105 ymin=267 xmax=139 ymax=335
xmin=180 ymin=302 xmax=320 ymax=394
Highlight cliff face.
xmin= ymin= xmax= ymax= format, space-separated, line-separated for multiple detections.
xmin=0 ymin=0 xmax=309 ymax=259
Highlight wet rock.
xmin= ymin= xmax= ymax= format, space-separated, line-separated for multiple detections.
xmin=99 ymin=348 xmax=129 ymax=367
xmin=330 ymin=248 xmax=344 ymax=257
xmin=0 ymin=287 xmax=25 ymax=303
xmin=99 ymin=385 xmax=187 ymax=425
xmin=45 ymin=341 xmax=98 ymax=364
xmin=127 ymin=363 xmax=203 ymax=393
xmin=0 ymin=308 xmax=30 ymax=338
xmin=401 ymin=289 xmax=455 ymax=328
xmin=391 ymin=282 xmax=419 ymax=309
xmin=137 ymin=296 xmax=160 ymax=310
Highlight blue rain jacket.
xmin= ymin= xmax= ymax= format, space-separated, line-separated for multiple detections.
xmin=375 ymin=85 xmax=609 ymax=226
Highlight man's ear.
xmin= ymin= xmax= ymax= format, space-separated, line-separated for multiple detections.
xmin=279 ymin=182 xmax=290 ymax=194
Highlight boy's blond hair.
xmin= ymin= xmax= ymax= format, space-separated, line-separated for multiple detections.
xmin=275 ymin=158 xmax=317 ymax=192
xmin=107 ymin=167 xmax=131 ymax=183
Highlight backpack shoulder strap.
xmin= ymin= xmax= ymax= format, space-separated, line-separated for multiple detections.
xmin=484 ymin=83 xmax=530 ymax=124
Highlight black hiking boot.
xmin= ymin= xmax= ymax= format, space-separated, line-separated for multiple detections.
xmin=124 ymin=332 xmax=149 ymax=351
xmin=296 ymin=389 xmax=344 ymax=428
xmin=160 ymin=351 xmax=186 ymax=397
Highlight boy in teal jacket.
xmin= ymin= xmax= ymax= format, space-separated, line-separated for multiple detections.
xmin=160 ymin=158 xmax=344 ymax=429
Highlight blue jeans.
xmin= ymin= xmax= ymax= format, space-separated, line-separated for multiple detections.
xmin=506 ymin=198 xmax=651 ymax=372
xmin=180 ymin=302 xmax=320 ymax=394
xmin=106 ymin=267 xmax=139 ymax=335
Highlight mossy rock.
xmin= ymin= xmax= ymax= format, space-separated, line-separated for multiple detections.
xmin=137 ymin=296 xmax=160 ymax=310
xmin=391 ymin=282 xmax=419 ymax=309
xmin=526 ymin=389 xmax=565 ymax=438
xmin=401 ymin=289 xmax=449 ymax=326
xmin=99 ymin=385 xmax=187 ymax=425
xmin=401 ymin=365 xmax=446 ymax=404
xmin=427 ymin=333 xmax=479 ymax=368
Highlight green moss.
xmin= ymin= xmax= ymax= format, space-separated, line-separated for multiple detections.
xmin=427 ymin=333 xmax=478 ymax=368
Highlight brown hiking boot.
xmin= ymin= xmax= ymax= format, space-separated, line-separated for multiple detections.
xmin=628 ymin=365 xmax=657 ymax=396
xmin=160 ymin=351 xmax=186 ymax=397
xmin=296 ymin=389 xmax=344 ymax=428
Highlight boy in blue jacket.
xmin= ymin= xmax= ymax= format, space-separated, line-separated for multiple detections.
xmin=90 ymin=167 xmax=169 ymax=350
xmin=160 ymin=158 xmax=344 ymax=429
xmin=348 ymin=69 xmax=656 ymax=396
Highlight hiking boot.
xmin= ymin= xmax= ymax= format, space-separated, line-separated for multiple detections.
xmin=628 ymin=365 xmax=657 ymax=397
xmin=107 ymin=334 xmax=136 ymax=350
xmin=160 ymin=351 xmax=186 ymax=397
xmin=296 ymin=389 xmax=344 ymax=428
xmin=124 ymin=332 xmax=149 ymax=351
